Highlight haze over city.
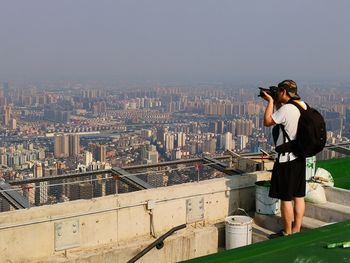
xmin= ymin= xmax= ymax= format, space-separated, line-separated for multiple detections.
xmin=1 ymin=1 xmax=350 ymax=262
xmin=1 ymin=0 xmax=350 ymax=83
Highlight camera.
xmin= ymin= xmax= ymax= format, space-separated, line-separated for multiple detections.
xmin=258 ymin=86 xmax=280 ymax=100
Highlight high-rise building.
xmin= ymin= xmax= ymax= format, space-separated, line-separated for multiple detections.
xmin=235 ymin=119 xmax=244 ymax=135
xmin=54 ymin=134 xmax=69 ymax=158
xmin=164 ymin=133 xmax=175 ymax=152
xmin=168 ymin=101 xmax=177 ymax=112
xmin=345 ymin=108 xmax=350 ymax=137
xmin=225 ymin=103 xmax=233 ymax=116
xmin=171 ymin=149 xmax=182 ymax=160
xmin=253 ymin=116 xmax=260 ymax=130
xmin=216 ymin=134 xmax=224 ymax=150
xmin=68 ymin=134 xmax=80 ymax=157
xmin=217 ymin=104 xmax=225 ymax=116
xmin=227 ymin=121 xmax=236 ymax=136
xmin=84 ymin=151 xmax=93 ymax=166
xmin=209 ymin=103 xmax=218 ymax=115
xmin=203 ymin=138 xmax=217 ymax=153
xmin=346 ymin=108 xmax=350 ymax=124
xmin=209 ymin=122 xmax=218 ymax=134
xmin=176 ymin=132 xmax=186 ymax=148
xmin=0 ymin=154 xmax=7 ymax=166
xmin=2 ymin=106 xmax=11 ymax=126
xmin=34 ymin=162 xmax=43 ymax=178
xmin=93 ymin=101 xmax=107 ymax=115
xmin=231 ymin=138 xmax=236 ymax=151
xmin=156 ymin=127 xmax=167 ymax=144
xmin=9 ymin=118 xmax=17 ymax=130
xmin=223 ymin=132 xmax=233 ymax=151
xmin=235 ymin=119 xmax=254 ymax=136
xmin=94 ymin=144 xmax=107 ymax=163
xmin=33 ymin=162 xmax=48 ymax=206
xmin=140 ymin=145 xmax=149 ymax=160
xmin=237 ymin=135 xmax=248 ymax=151
xmin=148 ymin=150 xmax=158 ymax=164
xmin=44 ymin=108 xmax=71 ymax=123
xmin=217 ymin=121 xmax=225 ymax=134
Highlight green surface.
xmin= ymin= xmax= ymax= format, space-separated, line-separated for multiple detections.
xmin=184 ymin=220 xmax=350 ymax=263
xmin=316 ymin=157 xmax=350 ymax=190
xmin=255 ymin=180 xmax=271 ymax=187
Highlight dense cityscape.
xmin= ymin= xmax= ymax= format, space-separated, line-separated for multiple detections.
xmin=0 ymin=80 xmax=349 ymax=209
xmin=1 ymin=1 xmax=350 ymax=261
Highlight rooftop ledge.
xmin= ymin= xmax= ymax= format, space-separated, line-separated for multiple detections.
xmin=1 ymin=171 xmax=350 ymax=263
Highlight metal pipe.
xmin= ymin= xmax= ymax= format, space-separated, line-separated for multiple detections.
xmin=127 ymin=224 xmax=187 ymax=263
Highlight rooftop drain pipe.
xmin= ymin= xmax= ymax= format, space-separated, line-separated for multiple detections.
xmin=127 ymin=223 xmax=186 ymax=263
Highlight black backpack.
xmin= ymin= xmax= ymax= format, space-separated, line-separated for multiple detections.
xmin=275 ymin=100 xmax=326 ymax=158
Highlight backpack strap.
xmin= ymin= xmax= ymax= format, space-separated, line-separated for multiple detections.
xmin=274 ymin=101 xmax=302 ymax=154
xmin=287 ymin=99 xmax=308 ymax=112
xmin=280 ymin=124 xmax=291 ymax=142
xmin=276 ymin=124 xmax=290 ymax=160
xmin=275 ymin=125 xmax=295 ymax=154
xmin=275 ymin=100 xmax=310 ymax=156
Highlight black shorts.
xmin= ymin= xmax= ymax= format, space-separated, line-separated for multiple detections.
xmin=269 ymin=157 xmax=306 ymax=201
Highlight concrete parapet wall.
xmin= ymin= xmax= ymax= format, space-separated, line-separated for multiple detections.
xmin=324 ymin=186 xmax=350 ymax=206
xmin=36 ymin=225 xmax=219 ymax=263
xmin=0 ymin=171 xmax=270 ymax=263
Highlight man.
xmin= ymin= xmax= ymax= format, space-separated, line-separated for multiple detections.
xmin=262 ymin=80 xmax=307 ymax=238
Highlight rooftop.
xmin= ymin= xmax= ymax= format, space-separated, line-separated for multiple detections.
xmin=185 ymin=220 xmax=350 ymax=263
xmin=0 ymin=154 xmax=350 ymax=263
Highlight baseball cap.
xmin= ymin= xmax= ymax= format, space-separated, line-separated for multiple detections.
xmin=277 ymin=80 xmax=300 ymax=100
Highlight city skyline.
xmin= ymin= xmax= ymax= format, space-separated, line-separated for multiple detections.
xmin=1 ymin=2 xmax=350 ymax=261
xmin=1 ymin=1 xmax=350 ymax=82
xmin=0 ymin=82 xmax=348 ymax=180
xmin=0 ymin=0 xmax=349 ymax=218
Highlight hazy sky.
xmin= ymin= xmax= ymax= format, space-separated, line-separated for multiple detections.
xmin=0 ymin=0 xmax=349 ymax=83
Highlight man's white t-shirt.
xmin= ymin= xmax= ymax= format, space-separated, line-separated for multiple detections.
xmin=272 ymin=101 xmax=307 ymax=163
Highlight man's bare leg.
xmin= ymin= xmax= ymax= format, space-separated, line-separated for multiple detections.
xmin=292 ymin=197 xmax=305 ymax=233
xmin=281 ymin=201 xmax=294 ymax=234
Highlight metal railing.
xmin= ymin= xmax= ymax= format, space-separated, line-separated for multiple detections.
xmin=3 ymin=142 xmax=347 ymax=213
xmin=1 ymin=156 xmax=234 ymax=212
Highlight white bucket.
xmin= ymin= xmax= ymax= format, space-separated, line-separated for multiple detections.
xmin=255 ymin=181 xmax=280 ymax=215
xmin=225 ymin=215 xmax=253 ymax=250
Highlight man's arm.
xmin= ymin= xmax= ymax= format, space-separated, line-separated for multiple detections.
xmin=263 ymin=92 xmax=276 ymax=127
